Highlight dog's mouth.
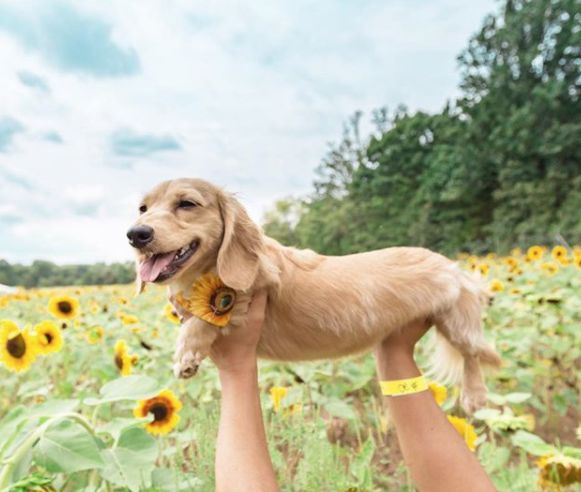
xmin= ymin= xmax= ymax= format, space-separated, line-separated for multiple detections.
xmin=139 ymin=240 xmax=199 ymax=283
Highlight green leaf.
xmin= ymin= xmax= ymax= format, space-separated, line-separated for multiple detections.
xmin=0 ymin=406 xmax=28 ymax=449
xmin=473 ymin=408 xmax=501 ymax=420
xmin=324 ymin=399 xmax=357 ymax=420
xmin=29 ymin=399 xmax=80 ymax=417
xmin=504 ymin=392 xmax=532 ymax=404
xmin=563 ymin=447 xmax=581 ymax=459
xmin=151 ymin=468 xmax=204 ymax=491
xmin=84 ymin=375 xmax=163 ymax=405
xmin=100 ymin=427 xmax=158 ymax=492
xmin=98 ymin=418 xmax=149 ymax=441
xmin=511 ymin=431 xmax=555 ymax=457
xmin=486 ymin=393 xmax=506 ymax=405
xmin=34 ymin=419 xmax=105 ymax=473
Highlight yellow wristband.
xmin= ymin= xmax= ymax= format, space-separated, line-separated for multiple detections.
xmin=380 ymin=375 xmax=428 ymax=396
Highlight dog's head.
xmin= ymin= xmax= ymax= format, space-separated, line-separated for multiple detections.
xmin=128 ymin=178 xmax=263 ymax=293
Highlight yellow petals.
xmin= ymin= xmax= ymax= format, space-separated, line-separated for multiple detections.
xmin=164 ymin=303 xmax=180 ymax=324
xmin=447 ymin=415 xmax=478 ymax=451
xmin=133 ymin=389 xmax=182 ymax=435
xmin=0 ymin=320 xmax=38 ymax=373
xmin=33 ymin=321 xmax=63 ymax=355
xmin=527 ymin=246 xmax=544 ymax=262
xmin=428 ymin=382 xmax=448 ymax=406
xmin=489 ymin=279 xmax=504 ymax=293
xmin=175 ymin=273 xmax=236 ymax=328
xmin=270 ymin=386 xmax=288 ymax=412
xmin=48 ymin=294 xmax=80 ymax=320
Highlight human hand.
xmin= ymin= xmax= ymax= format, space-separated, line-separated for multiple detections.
xmin=375 ymin=319 xmax=431 ymax=380
xmin=379 ymin=318 xmax=431 ymax=357
xmin=210 ymin=290 xmax=267 ymax=375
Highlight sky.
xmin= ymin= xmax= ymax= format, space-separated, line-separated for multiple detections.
xmin=0 ymin=0 xmax=497 ymax=264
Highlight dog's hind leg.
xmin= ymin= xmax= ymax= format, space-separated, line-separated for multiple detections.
xmin=429 ymin=274 xmax=501 ymax=413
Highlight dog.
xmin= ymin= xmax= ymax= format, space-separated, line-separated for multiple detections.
xmin=127 ymin=178 xmax=501 ymax=412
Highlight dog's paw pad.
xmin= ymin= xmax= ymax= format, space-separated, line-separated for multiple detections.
xmin=173 ymin=352 xmax=199 ymax=379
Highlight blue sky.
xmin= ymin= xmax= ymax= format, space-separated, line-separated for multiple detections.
xmin=0 ymin=0 xmax=496 ymax=264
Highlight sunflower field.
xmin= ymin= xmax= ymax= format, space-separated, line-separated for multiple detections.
xmin=0 ymin=245 xmax=580 ymax=492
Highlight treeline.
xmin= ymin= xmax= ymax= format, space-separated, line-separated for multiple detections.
xmin=263 ymin=0 xmax=581 ymax=255
xmin=0 ymin=260 xmax=135 ymax=288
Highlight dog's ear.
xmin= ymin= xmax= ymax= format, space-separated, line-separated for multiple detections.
xmin=217 ymin=192 xmax=262 ymax=292
xmin=134 ymin=260 xmax=145 ymax=296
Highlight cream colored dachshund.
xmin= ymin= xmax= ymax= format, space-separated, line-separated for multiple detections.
xmin=127 ymin=178 xmax=500 ymax=412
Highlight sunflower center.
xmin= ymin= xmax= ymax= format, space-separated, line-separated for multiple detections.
xmin=150 ymin=403 xmax=169 ymax=422
xmin=57 ymin=301 xmax=72 ymax=314
xmin=114 ymin=355 xmax=123 ymax=370
xmin=7 ymin=334 xmax=26 ymax=358
xmin=211 ymin=288 xmax=236 ymax=315
xmin=44 ymin=333 xmax=54 ymax=344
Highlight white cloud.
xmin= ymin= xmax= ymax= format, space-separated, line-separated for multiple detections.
xmin=0 ymin=0 xmax=497 ymax=264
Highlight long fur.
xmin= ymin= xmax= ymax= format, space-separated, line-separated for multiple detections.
xmin=132 ymin=178 xmax=501 ymax=412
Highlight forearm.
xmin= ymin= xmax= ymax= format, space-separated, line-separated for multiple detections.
xmin=216 ymin=363 xmax=278 ymax=492
xmin=376 ymin=351 xmax=495 ymax=492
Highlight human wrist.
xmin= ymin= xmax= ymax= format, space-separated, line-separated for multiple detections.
xmin=218 ymin=357 xmax=257 ymax=380
xmin=378 ymin=350 xmax=421 ymax=380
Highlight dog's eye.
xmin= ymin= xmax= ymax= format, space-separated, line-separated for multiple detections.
xmin=139 ymin=204 xmax=147 ymax=214
xmin=177 ymin=200 xmax=197 ymax=209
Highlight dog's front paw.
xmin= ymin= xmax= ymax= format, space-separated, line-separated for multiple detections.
xmin=173 ymin=351 xmax=201 ymax=379
xmin=173 ymin=338 xmax=207 ymax=379
xmin=172 ymin=320 xmax=217 ymax=379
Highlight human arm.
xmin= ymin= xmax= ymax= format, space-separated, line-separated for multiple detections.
xmin=375 ymin=321 xmax=496 ymax=492
xmin=210 ymin=291 xmax=279 ymax=492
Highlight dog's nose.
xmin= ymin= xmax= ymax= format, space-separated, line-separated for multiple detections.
xmin=127 ymin=225 xmax=154 ymax=248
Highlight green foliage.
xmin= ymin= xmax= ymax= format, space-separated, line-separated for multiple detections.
xmin=0 ymin=251 xmax=580 ymax=491
xmin=0 ymin=259 xmax=135 ymax=288
xmin=263 ymin=0 xmax=581 ymax=255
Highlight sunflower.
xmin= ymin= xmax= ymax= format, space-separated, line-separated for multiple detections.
xmin=428 ymin=382 xmax=447 ymax=406
xmin=133 ymin=389 xmax=182 ymax=435
xmin=270 ymin=386 xmax=288 ymax=412
xmin=537 ymin=453 xmax=581 ymax=490
xmin=557 ymin=256 xmax=570 ymax=267
xmin=511 ymin=247 xmax=522 ymax=257
xmin=113 ymin=339 xmax=136 ymax=376
xmin=48 ymin=294 xmax=80 ymax=320
xmin=175 ymin=272 xmax=236 ymax=328
xmin=551 ymin=246 xmax=568 ymax=262
xmin=447 ymin=415 xmax=477 ymax=451
xmin=503 ymin=257 xmax=518 ymax=269
xmin=89 ymin=301 xmax=100 ymax=314
xmin=574 ymin=256 xmax=581 ymax=270
xmin=527 ymin=245 xmax=544 ymax=262
xmin=164 ymin=303 xmax=181 ymax=324
xmin=86 ymin=325 xmax=104 ymax=344
xmin=34 ymin=321 xmax=63 ymax=355
xmin=489 ymin=279 xmax=504 ymax=293
xmin=541 ymin=262 xmax=559 ymax=276
xmin=477 ymin=263 xmax=490 ymax=277
xmin=117 ymin=312 xmax=139 ymax=325
xmin=0 ymin=320 xmax=38 ymax=372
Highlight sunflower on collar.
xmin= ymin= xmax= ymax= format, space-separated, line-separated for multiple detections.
xmin=175 ymin=272 xmax=236 ymax=328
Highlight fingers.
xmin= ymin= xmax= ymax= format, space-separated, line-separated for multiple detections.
xmin=247 ymin=290 xmax=268 ymax=324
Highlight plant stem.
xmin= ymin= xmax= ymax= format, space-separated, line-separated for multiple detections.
xmin=0 ymin=412 xmax=97 ymax=491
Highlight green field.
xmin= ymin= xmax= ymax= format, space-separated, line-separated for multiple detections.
xmin=0 ymin=246 xmax=580 ymax=491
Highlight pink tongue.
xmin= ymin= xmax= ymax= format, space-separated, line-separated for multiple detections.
xmin=139 ymin=252 xmax=176 ymax=282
